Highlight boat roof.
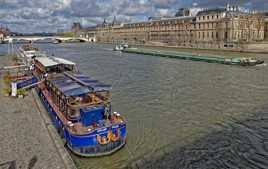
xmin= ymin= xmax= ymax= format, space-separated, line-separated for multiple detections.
xmin=55 ymin=57 xmax=76 ymax=65
xmin=35 ymin=57 xmax=76 ymax=67
xmin=50 ymin=72 xmax=111 ymax=97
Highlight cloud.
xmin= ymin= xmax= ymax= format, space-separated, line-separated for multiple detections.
xmin=0 ymin=0 xmax=267 ymax=33
xmin=151 ymin=0 xmax=178 ymax=8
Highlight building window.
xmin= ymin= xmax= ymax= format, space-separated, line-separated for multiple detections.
xmin=212 ymin=32 xmax=214 ymax=38
xmin=203 ymin=16 xmax=205 ymax=20
xmin=207 ymin=16 xmax=209 ymax=20
xmin=203 ymin=32 xmax=205 ymax=38
xmin=212 ymin=15 xmax=214 ymax=19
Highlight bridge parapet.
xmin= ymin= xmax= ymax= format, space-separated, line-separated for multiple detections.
xmin=6 ymin=36 xmax=93 ymax=43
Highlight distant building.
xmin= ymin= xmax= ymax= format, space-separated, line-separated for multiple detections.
xmin=57 ymin=29 xmax=65 ymax=33
xmin=0 ymin=26 xmax=10 ymax=42
xmin=175 ymin=7 xmax=203 ymax=17
xmin=71 ymin=22 xmax=82 ymax=32
xmin=73 ymin=4 xmax=268 ymax=50
xmin=73 ymin=24 xmax=97 ymax=42
xmin=264 ymin=13 xmax=268 ymax=40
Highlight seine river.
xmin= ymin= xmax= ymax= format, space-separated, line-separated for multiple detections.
xmin=1 ymin=43 xmax=268 ymax=169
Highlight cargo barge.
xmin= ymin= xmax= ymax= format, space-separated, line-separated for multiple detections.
xmin=123 ymin=48 xmax=264 ymax=66
xmin=27 ymin=56 xmax=126 ymax=157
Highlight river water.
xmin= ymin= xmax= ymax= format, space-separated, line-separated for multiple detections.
xmin=1 ymin=43 xmax=268 ymax=169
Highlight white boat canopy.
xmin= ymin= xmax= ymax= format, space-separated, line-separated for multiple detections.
xmin=35 ymin=57 xmax=76 ymax=67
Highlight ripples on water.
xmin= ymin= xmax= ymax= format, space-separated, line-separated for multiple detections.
xmin=1 ymin=43 xmax=268 ymax=169
xmin=126 ymin=110 xmax=268 ymax=169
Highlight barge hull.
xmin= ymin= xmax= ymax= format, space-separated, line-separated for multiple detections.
xmin=123 ymin=48 xmax=246 ymax=65
xmin=37 ymin=87 xmax=127 ymax=157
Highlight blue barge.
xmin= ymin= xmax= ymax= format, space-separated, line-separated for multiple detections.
xmin=32 ymin=56 xmax=126 ymax=157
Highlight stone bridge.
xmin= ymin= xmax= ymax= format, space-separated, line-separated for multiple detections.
xmin=6 ymin=36 xmax=95 ymax=43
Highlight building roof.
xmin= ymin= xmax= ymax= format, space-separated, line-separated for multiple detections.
xmin=264 ymin=12 xmax=268 ymax=16
xmin=157 ymin=16 xmax=195 ymax=21
xmin=80 ymin=26 xmax=97 ymax=32
xmin=54 ymin=57 xmax=76 ymax=65
xmin=197 ymin=8 xmax=226 ymax=16
xmin=123 ymin=16 xmax=195 ymax=27
xmin=36 ymin=57 xmax=58 ymax=67
xmin=35 ymin=57 xmax=76 ymax=67
xmin=225 ymin=11 xmax=247 ymax=17
xmin=0 ymin=27 xmax=10 ymax=36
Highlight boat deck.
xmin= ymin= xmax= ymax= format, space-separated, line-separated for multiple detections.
xmin=40 ymin=84 xmax=124 ymax=136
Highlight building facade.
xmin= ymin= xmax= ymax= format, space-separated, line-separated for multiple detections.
xmin=75 ymin=26 xmax=97 ymax=42
xmin=0 ymin=27 xmax=10 ymax=42
xmin=75 ymin=5 xmax=268 ymax=50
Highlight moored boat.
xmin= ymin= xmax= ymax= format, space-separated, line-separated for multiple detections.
xmin=113 ymin=43 xmax=129 ymax=51
xmin=52 ymin=40 xmax=60 ymax=44
xmin=19 ymin=45 xmax=45 ymax=65
xmin=239 ymin=57 xmax=265 ymax=66
xmin=19 ymin=45 xmax=39 ymax=58
xmin=123 ymin=48 xmax=265 ymax=66
xmin=113 ymin=44 xmax=124 ymax=51
xmin=32 ymin=56 xmax=126 ymax=157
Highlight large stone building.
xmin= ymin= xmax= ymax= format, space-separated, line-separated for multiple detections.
xmin=75 ymin=5 xmax=268 ymax=50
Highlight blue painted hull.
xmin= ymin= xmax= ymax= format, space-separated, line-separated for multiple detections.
xmin=37 ymin=88 xmax=127 ymax=157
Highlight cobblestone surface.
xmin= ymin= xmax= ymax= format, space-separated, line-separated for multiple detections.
xmin=0 ymin=55 xmax=73 ymax=169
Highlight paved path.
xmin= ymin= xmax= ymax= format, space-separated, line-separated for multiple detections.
xmin=0 ymin=55 xmax=76 ymax=169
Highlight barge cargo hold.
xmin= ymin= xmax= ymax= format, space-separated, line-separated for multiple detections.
xmin=123 ymin=48 xmax=264 ymax=66
xmin=31 ymin=56 xmax=126 ymax=157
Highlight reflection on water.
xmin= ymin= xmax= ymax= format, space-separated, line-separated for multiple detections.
xmin=1 ymin=43 xmax=268 ymax=169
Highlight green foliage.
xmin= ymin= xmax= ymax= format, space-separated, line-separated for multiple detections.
xmin=2 ymin=87 xmax=11 ymax=95
xmin=3 ymin=72 xmax=11 ymax=86
xmin=17 ymin=88 xmax=27 ymax=97
xmin=58 ymin=32 xmax=75 ymax=37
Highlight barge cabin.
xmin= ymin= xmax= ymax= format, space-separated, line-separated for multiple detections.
xmin=33 ymin=56 xmax=127 ymax=157
xmin=19 ymin=45 xmax=47 ymax=65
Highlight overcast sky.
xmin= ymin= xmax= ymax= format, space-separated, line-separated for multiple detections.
xmin=0 ymin=0 xmax=267 ymax=33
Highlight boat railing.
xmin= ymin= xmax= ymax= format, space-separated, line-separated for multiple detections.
xmin=66 ymin=93 xmax=110 ymax=109
xmin=67 ymin=118 xmax=125 ymax=136
xmin=67 ymin=99 xmax=104 ymax=109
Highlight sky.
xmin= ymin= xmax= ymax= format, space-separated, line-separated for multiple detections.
xmin=0 ymin=0 xmax=267 ymax=33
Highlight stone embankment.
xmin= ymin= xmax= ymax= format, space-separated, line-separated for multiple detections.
xmin=0 ymin=55 xmax=76 ymax=169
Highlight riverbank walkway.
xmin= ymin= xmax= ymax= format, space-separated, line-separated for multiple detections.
xmin=0 ymin=55 xmax=76 ymax=169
